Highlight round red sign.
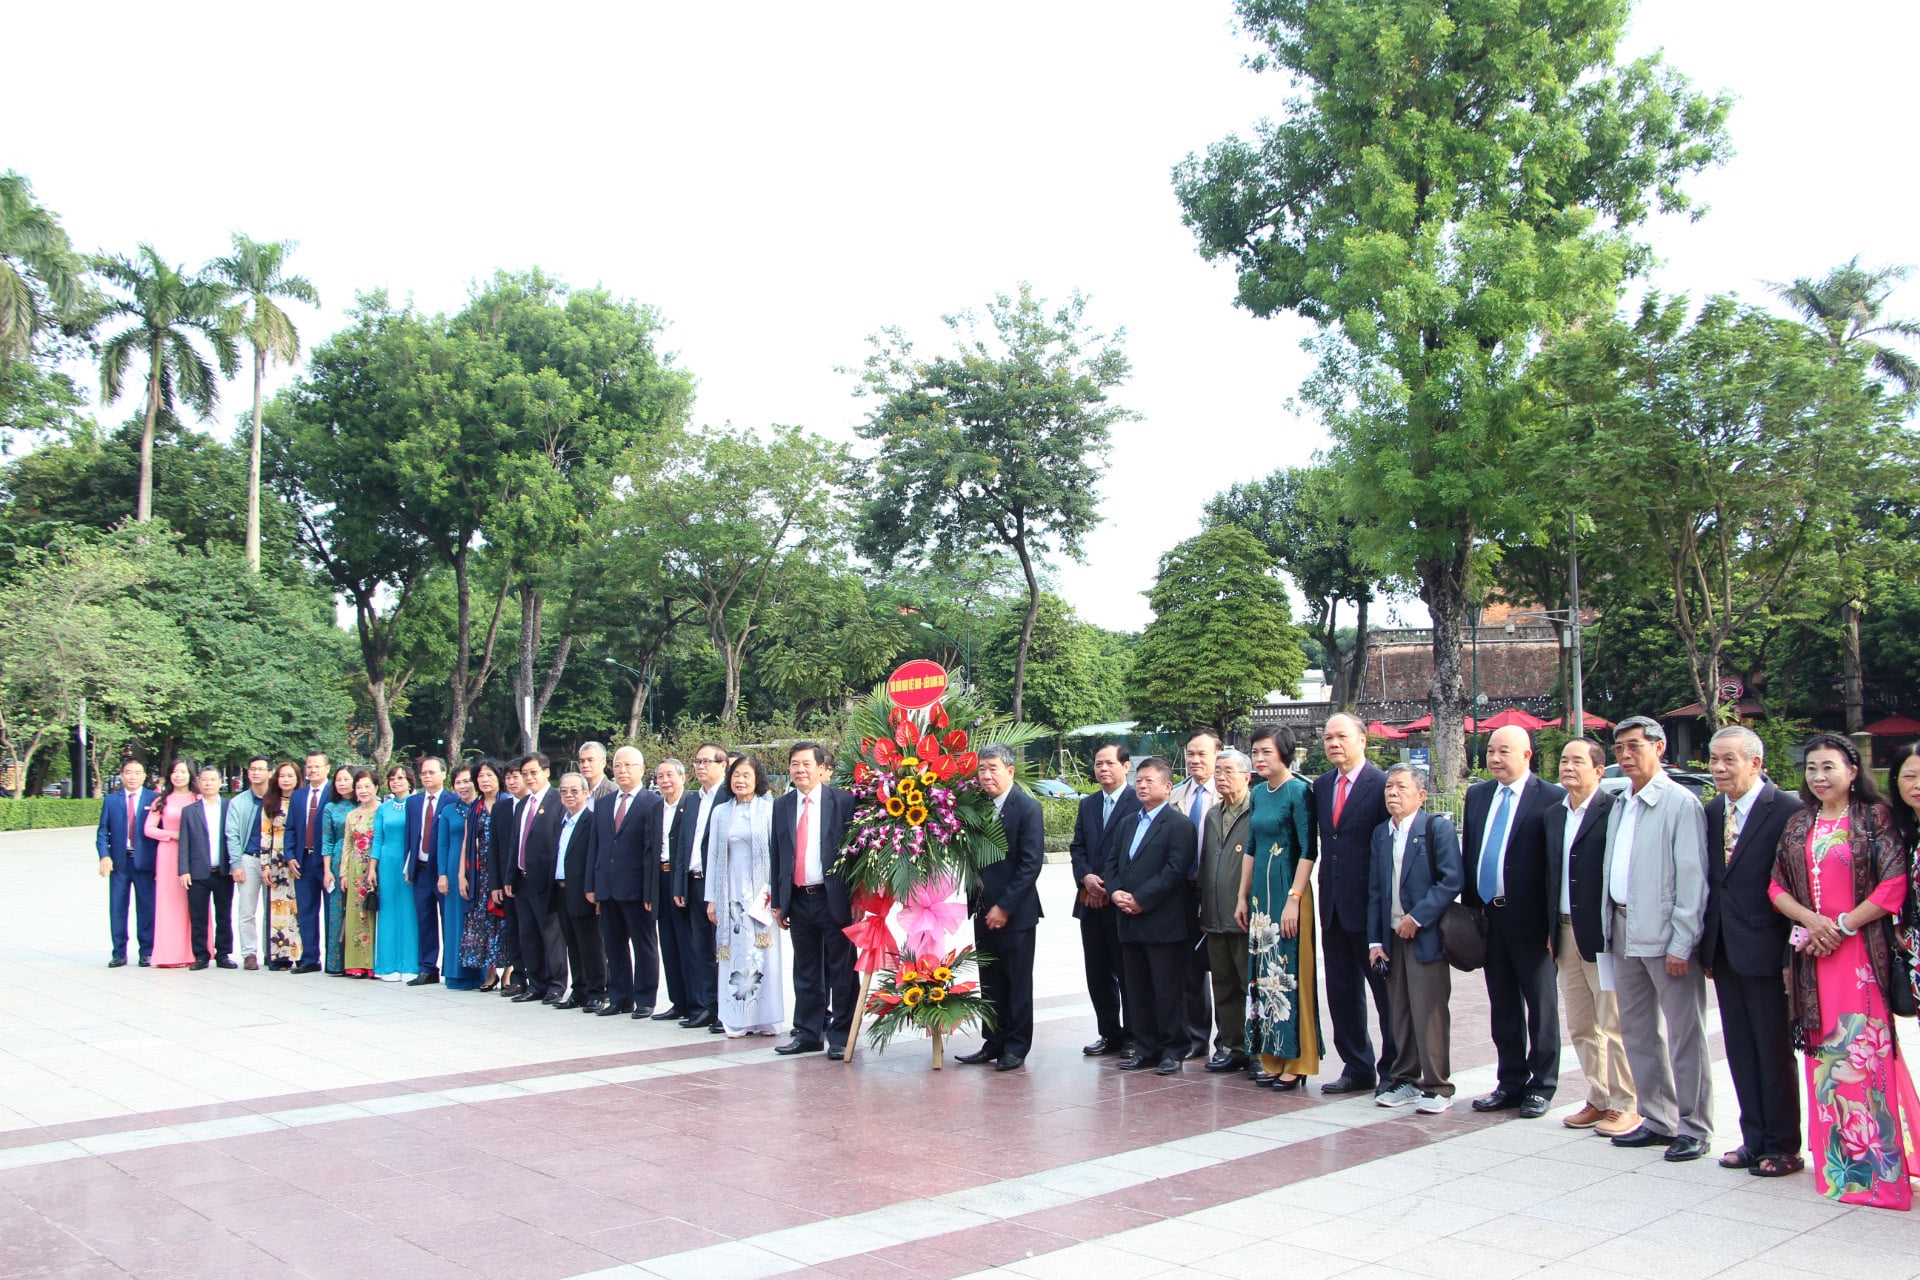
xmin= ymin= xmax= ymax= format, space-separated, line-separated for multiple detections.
xmin=887 ymin=659 xmax=950 ymax=710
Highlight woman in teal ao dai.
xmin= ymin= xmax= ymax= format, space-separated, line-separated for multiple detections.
xmin=1244 ymin=726 xmax=1321 ymax=1086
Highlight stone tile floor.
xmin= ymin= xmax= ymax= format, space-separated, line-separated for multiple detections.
xmin=3 ymin=826 xmax=1915 ymax=1280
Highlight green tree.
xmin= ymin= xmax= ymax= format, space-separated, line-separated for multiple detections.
xmin=853 ymin=284 xmax=1134 ymax=722
xmin=93 ymin=247 xmax=239 ymax=523
xmin=0 ymin=171 xmax=88 ymax=362
xmin=1174 ymin=0 xmax=1729 ymax=787
xmin=208 ymin=235 xmax=318 ymax=574
xmin=1125 ymin=525 xmax=1308 ymax=736
xmin=977 ymin=592 xmax=1114 ymax=740
xmin=1768 ymin=258 xmax=1920 ymax=732
xmin=759 ymin=568 xmax=911 ymax=721
xmin=1205 ymin=465 xmax=1388 ymax=709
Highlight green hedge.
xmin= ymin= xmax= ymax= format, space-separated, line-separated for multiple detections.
xmin=0 ymin=797 xmax=104 ymax=831
xmin=1038 ymin=795 xmax=1078 ymax=853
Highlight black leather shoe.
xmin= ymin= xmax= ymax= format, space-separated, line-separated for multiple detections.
xmin=553 ymin=997 xmax=581 ymax=1010
xmin=581 ymin=999 xmax=610 ymax=1014
xmin=1204 ymin=1051 xmax=1249 ymax=1074
xmin=1319 ymin=1075 xmax=1374 ymax=1096
xmin=1116 ymin=1054 xmax=1154 ymax=1072
xmin=1082 ymin=1037 xmax=1123 ymax=1056
xmin=708 ymin=1022 xmax=725 ymax=1034
xmin=108 ymin=957 xmax=127 ymax=968
xmin=1154 ymin=1057 xmax=1183 ymax=1076
xmin=1472 ymin=1089 xmax=1524 ymax=1113
xmin=1610 ymin=1124 xmax=1677 ymax=1148
xmin=996 ymin=1054 xmax=1026 ymax=1072
xmin=954 ymin=1047 xmax=997 ymax=1065
xmin=598 ymin=1002 xmax=634 ymax=1017
xmin=827 ymin=1044 xmax=846 ymax=1061
xmin=651 ymin=1006 xmax=686 ymax=1021
xmin=680 ymin=1009 xmax=716 ymax=1028
xmin=1664 ymin=1135 xmax=1708 ymax=1162
xmin=1518 ymin=1093 xmax=1551 ymax=1119
xmin=215 ymin=957 xmax=238 ymax=970
xmin=499 ymin=983 xmax=526 ymax=998
xmin=1268 ymin=1074 xmax=1306 ymax=1092
xmin=139 ymin=958 xmax=152 ymax=967
xmin=292 ymin=963 xmax=322 ymax=974
xmin=631 ymin=1006 xmax=654 ymax=1019
xmin=406 ymin=970 xmax=439 ymax=987
xmin=190 ymin=959 xmax=210 ymax=970
xmin=775 ymin=1038 xmax=825 ymax=1056
xmin=511 ymin=988 xmax=543 ymax=1003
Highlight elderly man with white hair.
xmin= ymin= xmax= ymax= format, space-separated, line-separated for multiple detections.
xmin=587 ymin=746 xmax=665 ymax=1017
xmin=1700 ymin=724 xmax=1804 ymax=1176
xmin=1197 ymin=747 xmax=1255 ymax=1073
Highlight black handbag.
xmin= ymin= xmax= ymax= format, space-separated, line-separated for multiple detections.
xmin=362 ymin=885 xmax=380 ymax=914
xmin=1421 ymin=821 xmax=1486 ymax=971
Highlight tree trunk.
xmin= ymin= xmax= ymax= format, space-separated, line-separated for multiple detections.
xmin=1418 ymin=545 xmax=1471 ymax=793
xmin=625 ymin=657 xmax=655 ymax=743
xmin=1011 ymin=537 xmax=1040 ymax=723
xmin=137 ymin=338 xmax=162 ymax=523
xmin=514 ymin=584 xmax=543 ymax=754
xmin=246 ymin=348 xmax=264 ymax=572
xmin=445 ymin=549 xmax=509 ymax=764
xmin=1842 ymin=600 xmax=1864 ymax=734
xmin=720 ymin=640 xmax=744 ymax=725
xmin=366 ymin=676 xmax=396 ymax=774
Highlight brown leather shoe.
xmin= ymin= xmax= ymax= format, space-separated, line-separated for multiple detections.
xmin=1594 ymin=1109 xmax=1640 ymax=1138
xmin=243 ymin=955 xmax=259 ymax=971
xmin=1563 ymin=1103 xmax=1607 ymax=1129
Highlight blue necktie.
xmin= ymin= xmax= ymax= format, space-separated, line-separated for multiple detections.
xmin=1478 ymin=787 xmax=1512 ymax=902
xmin=1187 ymin=788 xmax=1207 ymax=875
xmin=1128 ymin=812 xmax=1153 ymax=860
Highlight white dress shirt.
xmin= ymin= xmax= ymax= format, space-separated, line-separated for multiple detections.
xmin=793 ymin=786 xmax=826 ymax=886
xmin=1478 ymin=778 xmax=1526 ymax=899
xmin=1561 ymin=791 xmax=1594 ymax=915
xmin=555 ymin=807 xmax=583 ymax=882
xmin=1389 ymin=813 xmax=1413 ymax=926
xmin=1609 ymin=774 xmax=1666 ymax=906
xmin=690 ymin=785 xmax=720 ymax=874
xmin=200 ymin=797 xmax=222 ymax=868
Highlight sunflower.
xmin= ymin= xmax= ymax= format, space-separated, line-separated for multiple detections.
xmin=932 ymin=965 xmax=952 ymax=983
xmin=918 ymin=769 xmax=938 ymax=788
xmin=901 ymin=985 xmax=924 ymax=1007
xmin=926 ymin=984 xmax=948 ymax=1002
xmin=905 ymin=805 xmax=928 ymax=827
xmin=885 ymin=796 xmax=906 ymax=817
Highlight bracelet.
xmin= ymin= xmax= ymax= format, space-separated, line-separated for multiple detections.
xmin=1288 ymin=890 xmax=1303 ymax=900
xmin=1836 ymin=913 xmax=1858 ymax=937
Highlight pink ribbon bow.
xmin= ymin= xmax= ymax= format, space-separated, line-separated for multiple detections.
xmin=843 ymin=888 xmax=900 ymax=975
xmin=900 ymin=875 xmax=965 ymax=959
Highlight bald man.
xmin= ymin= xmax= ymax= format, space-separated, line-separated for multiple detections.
xmin=1461 ymin=726 xmax=1566 ymax=1118
xmin=1313 ymin=712 xmax=1394 ymax=1094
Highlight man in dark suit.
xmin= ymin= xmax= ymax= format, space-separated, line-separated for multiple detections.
xmin=285 ymin=752 xmax=331 ymax=973
xmin=1069 ymin=742 xmax=1142 ymax=1056
xmin=1462 ymin=726 xmax=1567 ymax=1118
xmin=505 ymin=753 xmax=568 ymax=1003
xmin=403 ymin=756 xmax=450 ymax=985
xmin=1368 ymin=764 xmax=1465 ymax=1110
xmin=651 ymin=758 xmax=699 ymax=1022
xmin=1544 ymin=739 xmax=1637 ymax=1135
xmin=489 ymin=764 xmax=525 ymax=997
xmin=1103 ymin=756 xmax=1199 ymax=1076
xmin=178 ymin=764 xmax=237 ymax=970
xmin=96 ymin=759 xmax=160 ymax=967
xmin=671 ymin=743 xmax=731 ymax=1030
xmin=956 ymin=744 xmax=1048 ymax=1071
xmin=771 ymin=741 xmax=859 ymax=1058
xmin=1313 ymin=713 xmax=1394 ymax=1093
xmin=552 ymin=772 xmax=608 ymax=1010
xmin=588 ymin=746 xmax=663 ymax=1017
xmin=1702 ymin=725 xmax=1805 ymax=1175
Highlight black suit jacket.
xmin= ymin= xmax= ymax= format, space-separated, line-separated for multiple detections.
xmin=177 ymin=798 xmax=228 ymax=880
xmin=510 ymin=788 xmax=564 ymax=901
xmin=1542 ymin=788 xmax=1618 ymax=961
xmin=669 ymin=788 xmax=719 ymax=901
xmin=485 ymin=795 xmax=520 ymax=894
xmin=1462 ymin=774 xmax=1567 ymax=946
xmin=976 ymin=787 xmax=1047 ymax=932
xmin=1312 ymin=764 xmax=1385 ymax=931
xmin=1068 ymin=787 xmax=1142 ymax=919
xmin=556 ymin=808 xmax=599 ymax=916
xmin=771 ymin=785 xmax=858 ymax=924
xmin=1103 ymin=805 xmax=1198 ymax=945
xmin=586 ymin=788 xmax=664 ymax=907
xmin=1702 ymin=783 xmax=1804 ymax=976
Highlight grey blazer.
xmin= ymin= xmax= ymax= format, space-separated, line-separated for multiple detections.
xmin=1600 ymin=772 xmax=1710 ymax=960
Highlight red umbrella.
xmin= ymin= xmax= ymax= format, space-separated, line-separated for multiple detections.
xmin=1865 ymin=714 xmax=1920 ymax=737
xmin=1366 ymin=720 xmax=1409 ymax=740
xmin=1543 ymin=711 xmax=1616 ymax=730
xmin=1398 ymin=714 xmax=1479 ymax=733
xmin=1476 ymin=707 xmax=1548 ymax=732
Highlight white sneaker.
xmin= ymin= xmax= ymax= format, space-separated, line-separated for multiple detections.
xmin=1416 ymin=1092 xmax=1453 ymax=1114
xmin=1376 ymin=1081 xmax=1421 ymax=1107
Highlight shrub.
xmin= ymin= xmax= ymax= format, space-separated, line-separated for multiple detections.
xmin=0 ymin=798 xmax=105 ymax=831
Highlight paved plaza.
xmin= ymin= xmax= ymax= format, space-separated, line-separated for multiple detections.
xmin=2 ymin=826 xmax=1916 ymax=1280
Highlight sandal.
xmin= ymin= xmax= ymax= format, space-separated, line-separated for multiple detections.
xmin=479 ymin=973 xmax=500 ymax=993
xmin=1718 ymin=1147 xmax=1756 ymax=1170
xmin=1751 ymin=1154 xmax=1804 ymax=1178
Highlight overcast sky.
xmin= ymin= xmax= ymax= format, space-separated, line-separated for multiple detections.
xmin=10 ymin=1 xmax=1916 ymax=631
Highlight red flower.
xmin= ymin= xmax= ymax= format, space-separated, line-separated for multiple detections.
xmin=918 ymin=732 xmax=940 ymax=759
xmin=853 ymin=763 xmax=872 ymax=784
xmin=955 ymin=751 xmax=978 ymax=775
xmin=895 ymin=720 xmax=918 ymax=750
xmin=860 ymin=737 xmax=875 ymax=756
xmin=930 ymin=703 xmax=949 ymax=729
xmin=943 ymin=729 xmax=968 ymax=751
xmin=932 ymin=754 xmax=957 ymax=780
xmin=874 ymin=739 xmax=900 ymax=767
xmin=950 ymin=981 xmax=977 ymax=995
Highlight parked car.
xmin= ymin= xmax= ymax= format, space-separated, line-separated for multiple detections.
xmin=1031 ymin=777 xmax=1081 ymax=800
xmin=1599 ymin=763 xmax=1714 ymax=798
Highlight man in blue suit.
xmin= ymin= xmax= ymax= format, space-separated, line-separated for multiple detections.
xmin=1068 ymin=742 xmax=1141 ymax=1056
xmin=283 ymin=752 xmax=331 ymax=972
xmin=96 ymin=759 xmax=160 ymax=967
xmin=956 ymin=744 xmax=1048 ymax=1072
xmin=403 ymin=757 xmax=450 ymax=985
xmin=1369 ymin=763 xmax=1465 ymax=1112
xmin=1314 ymin=713 xmax=1394 ymax=1094
xmin=1104 ymin=757 xmax=1200 ymax=1076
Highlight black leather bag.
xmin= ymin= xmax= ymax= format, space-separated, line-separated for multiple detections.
xmin=1421 ymin=826 xmax=1486 ymax=971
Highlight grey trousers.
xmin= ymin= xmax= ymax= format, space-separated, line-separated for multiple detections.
xmin=235 ymin=854 xmax=269 ymax=959
xmin=1611 ymin=909 xmax=1713 ymax=1140
xmin=1204 ymin=931 xmax=1249 ymax=1055
xmin=1387 ymin=935 xmax=1452 ymax=1095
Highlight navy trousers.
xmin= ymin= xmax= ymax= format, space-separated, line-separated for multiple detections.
xmin=108 ymin=863 xmax=155 ymax=961
xmin=413 ymin=859 xmax=442 ymax=972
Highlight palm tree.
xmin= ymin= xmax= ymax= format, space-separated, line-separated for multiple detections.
xmin=0 ymin=171 xmax=89 ymax=360
xmin=93 ymin=247 xmax=239 ymax=522
xmin=209 ymin=235 xmax=319 ymax=571
xmin=1770 ymin=258 xmax=1920 ymax=732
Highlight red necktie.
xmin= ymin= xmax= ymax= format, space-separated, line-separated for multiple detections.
xmin=420 ymin=796 xmax=436 ymax=859
xmin=794 ymin=793 xmax=811 ymax=888
xmin=614 ymin=792 xmax=630 ymax=834
xmin=1333 ymin=773 xmax=1349 ymax=830
xmin=306 ymin=790 xmax=319 ymax=851
xmin=519 ymin=796 xmax=536 ymax=870
xmin=126 ymin=793 xmax=136 ymax=852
